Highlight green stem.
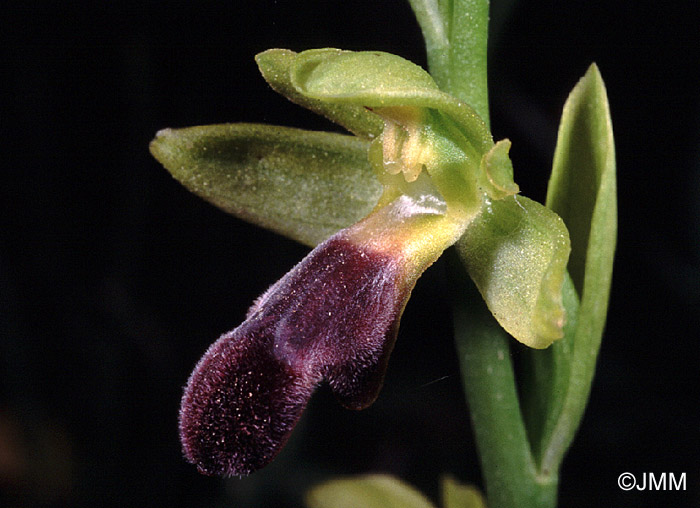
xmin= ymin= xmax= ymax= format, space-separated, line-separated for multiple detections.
xmin=409 ymin=0 xmax=490 ymax=126
xmin=410 ymin=3 xmax=616 ymax=507
xmin=407 ymin=0 xmax=451 ymax=99
xmin=448 ymin=253 xmax=557 ymax=508
xmin=412 ymin=0 xmax=558 ymax=505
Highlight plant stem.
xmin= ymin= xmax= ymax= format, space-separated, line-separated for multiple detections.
xmin=409 ymin=0 xmax=490 ymax=125
xmin=448 ymin=253 xmax=558 ymax=508
xmin=411 ymin=1 xmax=562 ymax=505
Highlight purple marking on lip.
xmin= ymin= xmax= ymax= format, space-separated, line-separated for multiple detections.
xmin=179 ymin=235 xmax=409 ymax=476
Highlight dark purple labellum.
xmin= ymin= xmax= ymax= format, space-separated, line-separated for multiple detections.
xmin=179 ymin=235 xmax=409 ymax=476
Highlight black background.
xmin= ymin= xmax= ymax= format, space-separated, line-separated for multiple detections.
xmin=2 ymin=1 xmax=699 ymax=507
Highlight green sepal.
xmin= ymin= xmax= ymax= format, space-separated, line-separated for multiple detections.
xmin=441 ymin=476 xmax=487 ymax=508
xmin=456 ymin=195 xmax=571 ymax=349
xmin=290 ymin=49 xmax=493 ymax=155
xmin=149 ymin=123 xmax=379 ymax=247
xmin=523 ymin=63 xmax=617 ymax=475
xmin=256 ymin=49 xmax=384 ymax=140
xmin=305 ymin=475 xmax=436 ymax=508
xmin=292 ymin=48 xmax=438 ymax=101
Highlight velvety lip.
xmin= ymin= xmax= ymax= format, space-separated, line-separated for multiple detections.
xmin=179 ymin=235 xmax=406 ymax=476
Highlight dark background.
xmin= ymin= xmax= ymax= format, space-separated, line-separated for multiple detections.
xmin=2 ymin=1 xmax=699 ymax=507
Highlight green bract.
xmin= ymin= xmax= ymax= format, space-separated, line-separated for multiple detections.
xmin=452 ymin=63 xmax=616 ymax=508
xmin=151 ymin=48 xmax=572 ymax=350
xmin=523 ymin=63 xmax=617 ymax=473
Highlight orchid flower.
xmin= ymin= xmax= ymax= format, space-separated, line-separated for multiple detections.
xmin=151 ymin=48 xmax=572 ymax=477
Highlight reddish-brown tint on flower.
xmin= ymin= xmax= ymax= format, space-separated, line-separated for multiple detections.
xmin=179 ymin=234 xmax=407 ymax=476
xmin=180 ymin=193 xmax=467 ymax=476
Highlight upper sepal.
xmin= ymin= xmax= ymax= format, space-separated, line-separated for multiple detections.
xmin=256 ymin=49 xmax=384 ymax=140
xmin=290 ymin=49 xmax=493 ymax=155
xmin=441 ymin=475 xmax=487 ymax=508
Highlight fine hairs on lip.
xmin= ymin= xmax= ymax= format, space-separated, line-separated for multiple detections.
xmin=179 ymin=235 xmax=406 ymax=476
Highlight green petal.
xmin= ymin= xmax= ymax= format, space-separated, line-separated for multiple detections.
xmin=256 ymin=49 xmax=384 ymax=140
xmin=305 ymin=475 xmax=436 ymax=508
xmin=150 ymin=123 xmax=380 ymax=247
xmin=441 ymin=476 xmax=487 ymax=508
xmin=479 ymin=139 xmax=519 ymax=200
xmin=456 ymin=195 xmax=571 ymax=349
xmin=291 ymin=49 xmax=492 ymax=154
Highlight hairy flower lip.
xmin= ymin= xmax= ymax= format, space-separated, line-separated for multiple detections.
xmin=179 ymin=193 xmax=469 ymax=477
xmin=180 ymin=231 xmax=407 ymax=476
